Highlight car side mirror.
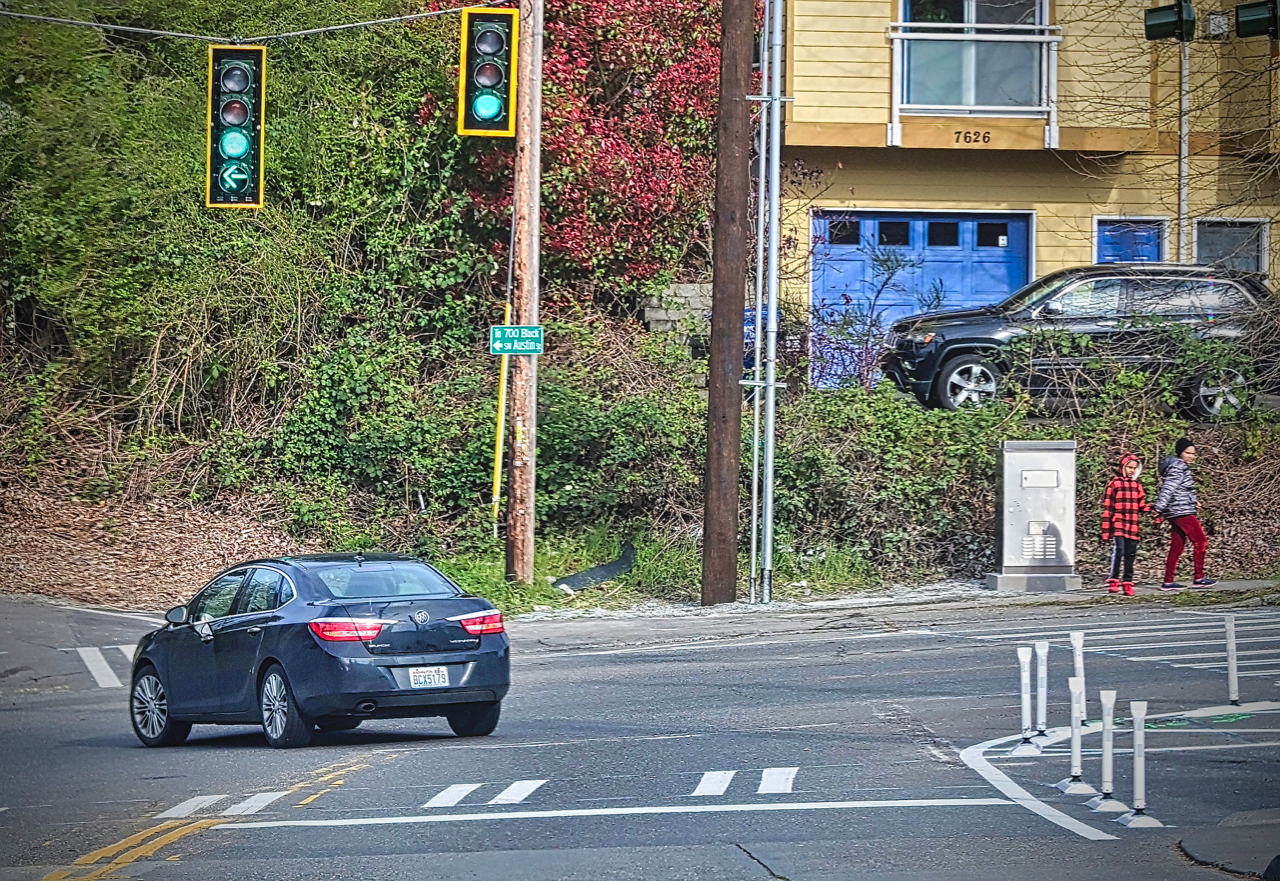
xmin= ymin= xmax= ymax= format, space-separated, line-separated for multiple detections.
xmin=166 ymin=606 xmax=189 ymax=625
xmin=1039 ymin=299 xmax=1064 ymax=317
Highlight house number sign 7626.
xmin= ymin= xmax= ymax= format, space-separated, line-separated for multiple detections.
xmin=955 ymin=130 xmax=992 ymax=144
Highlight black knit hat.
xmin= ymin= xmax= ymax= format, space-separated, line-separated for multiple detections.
xmin=1174 ymin=437 xmax=1195 ymax=457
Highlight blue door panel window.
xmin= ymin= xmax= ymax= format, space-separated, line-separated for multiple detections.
xmin=1097 ymin=219 xmax=1163 ymax=263
xmin=811 ymin=213 xmax=1030 ymax=386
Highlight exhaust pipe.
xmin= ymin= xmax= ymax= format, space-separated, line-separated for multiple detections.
xmin=356 ymin=700 xmax=377 ymax=714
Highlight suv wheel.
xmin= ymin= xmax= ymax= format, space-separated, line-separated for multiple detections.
xmin=1189 ymin=369 xmax=1249 ymax=419
xmin=935 ymin=355 xmax=1002 ymax=410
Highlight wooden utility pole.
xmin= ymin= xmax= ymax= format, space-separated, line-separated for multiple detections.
xmin=700 ymin=0 xmax=753 ymax=605
xmin=506 ymin=0 xmax=542 ymax=584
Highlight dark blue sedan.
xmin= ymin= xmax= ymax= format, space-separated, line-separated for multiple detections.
xmin=129 ymin=553 xmax=510 ymax=748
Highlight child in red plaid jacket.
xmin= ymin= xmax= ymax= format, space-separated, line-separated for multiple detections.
xmin=1101 ymin=452 xmax=1153 ymax=596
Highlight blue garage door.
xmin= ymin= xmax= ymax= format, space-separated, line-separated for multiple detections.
xmin=810 ymin=212 xmax=1030 ymax=386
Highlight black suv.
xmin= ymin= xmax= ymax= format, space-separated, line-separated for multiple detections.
xmin=883 ymin=264 xmax=1274 ymax=415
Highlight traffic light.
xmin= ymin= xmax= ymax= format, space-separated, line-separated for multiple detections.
xmin=458 ymin=8 xmax=518 ymax=137
xmin=207 ymin=45 xmax=265 ymax=209
xmin=1144 ymin=1 xmax=1196 ymax=40
xmin=1235 ymin=0 xmax=1278 ymax=37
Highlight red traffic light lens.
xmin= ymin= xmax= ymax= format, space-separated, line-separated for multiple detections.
xmin=475 ymin=28 xmax=505 ymax=55
xmin=220 ymin=99 xmax=249 ymax=126
xmin=475 ymin=62 xmax=503 ymax=88
xmin=221 ymin=65 xmax=250 ymax=93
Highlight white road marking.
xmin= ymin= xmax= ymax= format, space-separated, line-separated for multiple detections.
xmin=1104 ymin=635 xmax=1280 ymax=652
xmin=113 ymin=645 xmax=137 ymax=661
xmin=757 ymin=768 xmax=798 ymax=794
xmin=75 ymin=647 xmax=122 ymax=688
xmin=558 ymin=630 xmax=929 ymax=658
xmin=487 ymin=780 xmax=547 ymax=805
xmin=222 ymin=792 xmax=289 ymax=815
xmin=1172 ymin=658 xmax=1280 ymax=669
xmin=373 ymin=723 xmax=842 ymax=754
xmin=959 ymin=727 xmax=1117 ymax=841
xmin=1127 ymin=645 xmax=1280 ymax=660
xmin=217 ymin=798 xmax=1013 ymax=830
xmin=690 ymin=771 xmax=736 ymax=796
xmin=422 ymin=784 xmax=484 ymax=808
xmin=157 ymin=795 xmax=228 ymax=818
xmin=52 ymin=605 xmax=166 ymax=626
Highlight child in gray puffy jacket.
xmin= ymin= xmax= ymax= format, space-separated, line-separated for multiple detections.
xmin=1153 ymin=437 xmax=1216 ymax=591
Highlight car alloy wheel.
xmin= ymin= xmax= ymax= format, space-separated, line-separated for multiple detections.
xmin=133 ymin=673 xmax=167 ymax=740
xmin=259 ymin=664 xmax=312 ymax=748
xmin=1193 ymin=369 xmax=1248 ymax=419
xmin=130 ymin=668 xmax=191 ymax=747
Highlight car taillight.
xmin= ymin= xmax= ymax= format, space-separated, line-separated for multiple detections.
xmin=308 ymin=618 xmax=387 ymax=641
xmin=452 ymin=610 xmax=505 ymax=635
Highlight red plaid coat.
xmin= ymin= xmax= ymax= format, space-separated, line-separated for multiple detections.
xmin=1101 ymin=453 xmax=1152 ymax=541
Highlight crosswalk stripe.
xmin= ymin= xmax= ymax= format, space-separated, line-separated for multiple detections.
xmin=222 ymin=792 xmax=289 ymax=815
xmin=423 ymin=784 xmax=484 ymax=808
xmin=75 ymin=647 xmax=122 ymax=688
xmin=157 ymin=795 xmax=227 ymax=818
xmin=758 ymin=767 xmax=798 ymax=794
xmin=691 ymin=771 xmax=736 ymax=797
xmin=488 ymin=780 xmax=547 ymax=805
xmin=113 ymin=645 xmax=136 ymax=662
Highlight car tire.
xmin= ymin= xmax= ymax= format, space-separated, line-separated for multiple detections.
xmin=316 ymin=718 xmax=362 ymax=732
xmin=259 ymin=664 xmax=313 ymax=748
xmin=446 ymin=701 xmax=501 ymax=737
xmin=1187 ymin=368 xmax=1250 ymax=420
xmin=934 ymin=355 xmax=1002 ymax=411
xmin=130 ymin=667 xmax=192 ymax=748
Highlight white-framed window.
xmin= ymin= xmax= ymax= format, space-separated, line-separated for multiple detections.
xmin=898 ymin=0 xmax=1051 ymax=110
xmin=1195 ymin=219 xmax=1267 ymax=274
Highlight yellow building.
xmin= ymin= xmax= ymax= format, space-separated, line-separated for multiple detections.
xmin=784 ymin=0 xmax=1280 ymax=330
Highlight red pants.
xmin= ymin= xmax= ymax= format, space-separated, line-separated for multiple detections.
xmin=1165 ymin=515 xmax=1207 ymax=583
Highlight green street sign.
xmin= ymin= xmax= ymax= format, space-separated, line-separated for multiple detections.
xmin=1236 ymin=0 xmax=1278 ymax=37
xmin=490 ymin=324 xmax=544 ymax=355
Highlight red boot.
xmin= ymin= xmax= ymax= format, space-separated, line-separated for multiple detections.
xmin=1106 ymin=578 xmax=1121 ymax=594
xmin=1122 ymin=582 xmax=1136 ymax=597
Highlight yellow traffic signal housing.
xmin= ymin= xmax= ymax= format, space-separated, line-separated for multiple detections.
xmin=458 ymin=8 xmax=518 ymax=137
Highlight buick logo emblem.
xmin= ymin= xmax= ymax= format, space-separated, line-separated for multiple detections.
xmin=413 ymin=610 xmax=430 ymax=626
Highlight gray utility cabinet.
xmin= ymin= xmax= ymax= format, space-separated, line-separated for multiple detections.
xmin=986 ymin=440 xmax=1082 ymax=592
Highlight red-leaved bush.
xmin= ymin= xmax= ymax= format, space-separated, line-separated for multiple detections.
xmin=422 ymin=0 xmax=720 ymax=298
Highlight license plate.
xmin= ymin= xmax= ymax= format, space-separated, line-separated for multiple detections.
xmin=408 ymin=666 xmax=449 ymax=688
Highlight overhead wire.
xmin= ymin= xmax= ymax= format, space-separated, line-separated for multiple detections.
xmin=0 ymin=0 xmax=511 ymax=44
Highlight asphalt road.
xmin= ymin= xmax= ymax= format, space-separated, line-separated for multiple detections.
xmin=2 ymin=591 xmax=1278 ymax=881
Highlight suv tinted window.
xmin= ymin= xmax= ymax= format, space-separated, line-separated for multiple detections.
xmin=237 ymin=568 xmax=284 ymax=614
xmin=1053 ymin=278 xmax=1125 ymax=317
xmin=191 ymin=571 xmax=246 ymax=622
xmin=313 ymin=562 xmax=458 ymax=599
xmin=1132 ymin=278 xmax=1248 ymax=316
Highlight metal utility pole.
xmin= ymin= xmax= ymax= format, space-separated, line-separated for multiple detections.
xmin=758 ymin=0 xmax=784 ymax=603
xmin=505 ymin=0 xmax=543 ymax=584
xmin=700 ymin=0 xmax=755 ymax=606
xmin=1178 ymin=40 xmax=1190 ymax=262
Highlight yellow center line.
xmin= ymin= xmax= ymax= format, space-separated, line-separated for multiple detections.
xmin=295 ymin=789 xmax=331 ymax=807
xmin=40 ymin=871 xmax=73 ymax=881
xmin=72 ymin=821 xmax=186 ymax=865
xmin=79 ymin=819 xmax=222 ymax=881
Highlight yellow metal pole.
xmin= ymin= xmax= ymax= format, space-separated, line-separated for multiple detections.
xmin=491 ymin=302 xmax=512 ymax=535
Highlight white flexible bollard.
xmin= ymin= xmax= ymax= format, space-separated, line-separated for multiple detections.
xmin=1056 ymin=676 xmax=1097 ymax=795
xmin=1226 ymin=615 xmax=1241 ymax=706
xmin=1118 ymin=700 xmax=1164 ymax=827
xmin=1010 ymin=646 xmax=1041 ymax=756
xmin=1070 ymin=631 xmax=1086 ymax=716
xmin=1034 ymin=640 xmax=1049 ymax=742
xmin=1086 ymin=690 xmax=1129 ymax=813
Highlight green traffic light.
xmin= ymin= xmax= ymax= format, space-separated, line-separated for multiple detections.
xmin=472 ymin=93 xmax=502 ymax=121
xmin=219 ymin=128 xmax=251 ymax=160
xmin=218 ymin=161 xmax=252 ymax=194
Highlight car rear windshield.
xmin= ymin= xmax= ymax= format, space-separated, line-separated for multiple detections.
xmin=312 ymin=562 xmax=460 ymax=599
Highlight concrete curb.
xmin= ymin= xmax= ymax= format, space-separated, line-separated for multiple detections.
xmin=1179 ymin=812 xmax=1280 ymax=879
